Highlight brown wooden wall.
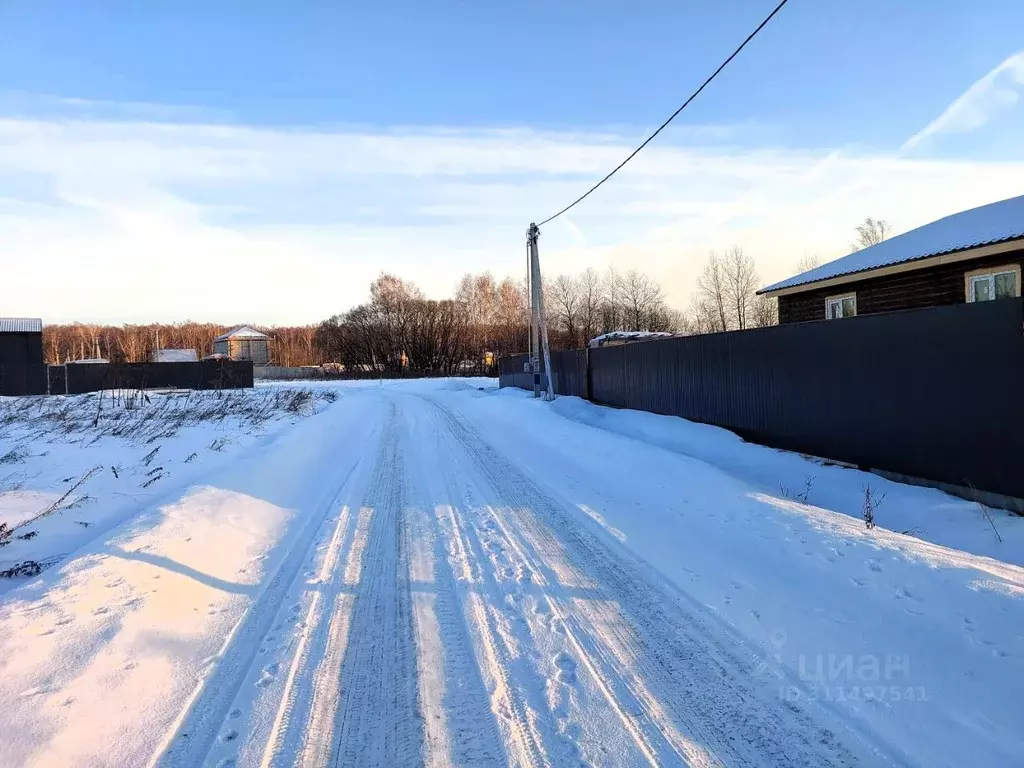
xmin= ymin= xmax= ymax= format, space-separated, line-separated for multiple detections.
xmin=778 ymin=249 xmax=1024 ymax=323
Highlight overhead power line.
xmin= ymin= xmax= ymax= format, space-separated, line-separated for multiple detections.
xmin=537 ymin=0 xmax=791 ymax=228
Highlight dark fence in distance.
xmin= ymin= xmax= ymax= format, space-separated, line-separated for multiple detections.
xmin=258 ymin=366 xmax=498 ymax=382
xmin=500 ymin=299 xmax=1024 ymax=500
xmin=0 ymin=364 xmax=47 ymax=396
xmin=500 ymin=351 xmax=589 ymax=399
xmin=48 ymin=360 xmax=254 ymax=395
xmin=497 ymin=355 xmax=542 ymax=392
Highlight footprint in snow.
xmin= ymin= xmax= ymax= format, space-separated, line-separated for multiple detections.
xmin=867 ymin=560 xmax=883 ymax=573
xmin=896 ymin=586 xmax=920 ymax=602
xmin=256 ymin=672 xmax=274 ymax=688
xmin=229 ymin=708 xmax=242 ymax=719
xmin=553 ymin=652 xmax=577 ymax=685
xmin=256 ymin=662 xmax=280 ymax=688
xmin=221 ymin=730 xmax=238 ymax=743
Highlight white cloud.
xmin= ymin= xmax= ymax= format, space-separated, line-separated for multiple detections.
xmin=903 ymin=51 xmax=1024 ymax=151
xmin=1 ymin=109 xmax=1023 ymax=324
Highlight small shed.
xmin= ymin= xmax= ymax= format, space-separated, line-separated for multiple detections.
xmin=151 ymin=348 xmax=199 ymax=363
xmin=213 ymin=326 xmax=269 ymax=365
xmin=0 ymin=318 xmax=43 ymax=365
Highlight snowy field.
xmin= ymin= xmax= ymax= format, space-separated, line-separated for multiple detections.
xmin=0 ymin=378 xmax=1020 ymax=767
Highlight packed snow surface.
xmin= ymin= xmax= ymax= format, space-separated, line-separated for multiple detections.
xmin=0 ymin=379 xmax=1020 ymax=767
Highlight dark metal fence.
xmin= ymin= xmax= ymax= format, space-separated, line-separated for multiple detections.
xmin=550 ymin=349 xmax=589 ymax=399
xmin=0 ymin=364 xmax=47 ymax=396
xmin=50 ymin=361 xmax=254 ymax=394
xmin=500 ymin=299 xmax=1024 ymax=500
xmin=497 ymin=350 xmax=589 ymax=397
xmin=497 ymin=354 xmax=541 ymax=392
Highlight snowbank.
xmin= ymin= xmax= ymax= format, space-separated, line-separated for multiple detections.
xmin=0 ymin=388 xmax=339 ymax=590
xmin=0 ymin=386 xmax=382 ymax=766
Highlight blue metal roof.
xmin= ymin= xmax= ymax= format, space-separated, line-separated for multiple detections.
xmin=0 ymin=318 xmax=42 ymax=333
xmin=760 ymin=194 xmax=1024 ymax=294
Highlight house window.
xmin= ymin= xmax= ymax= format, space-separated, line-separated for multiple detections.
xmin=825 ymin=293 xmax=857 ymax=319
xmin=966 ymin=265 xmax=1020 ymax=303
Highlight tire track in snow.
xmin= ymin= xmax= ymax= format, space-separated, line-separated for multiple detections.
xmin=150 ymin=451 xmax=369 ymax=768
xmin=330 ymin=401 xmax=423 ymax=767
xmin=289 ymin=510 xmax=373 ymax=768
xmin=403 ymin=395 xmax=561 ymax=767
xmin=260 ymin=489 xmax=364 ymax=768
xmin=400 ymin=404 xmax=509 ymax=768
xmin=429 ymin=451 xmax=567 ymax=767
xmin=478 ymin=502 xmax=668 ymax=767
xmin=425 ymin=396 xmax=870 ymax=768
xmin=435 ymin=428 xmax=647 ymax=768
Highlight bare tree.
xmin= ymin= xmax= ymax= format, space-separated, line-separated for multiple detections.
xmin=722 ymin=246 xmax=759 ymax=330
xmin=695 ymin=251 xmax=730 ymax=332
xmin=851 ymin=218 xmax=891 ymax=251
xmin=751 ymin=294 xmax=778 ymax=327
xmin=795 ymin=253 xmax=822 ymax=274
xmin=610 ymin=269 xmax=667 ymax=331
xmin=578 ymin=267 xmax=604 ymax=346
xmin=493 ymin=277 xmax=528 ymax=356
xmin=550 ymin=274 xmax=582 ymax=348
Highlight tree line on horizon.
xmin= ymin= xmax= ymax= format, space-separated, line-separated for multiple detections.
xmin=41 ymin=218 xmax=889 ymax=372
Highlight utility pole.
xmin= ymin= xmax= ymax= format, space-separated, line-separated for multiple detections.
xmin=527 ymin=223 xmax=555 ymax=401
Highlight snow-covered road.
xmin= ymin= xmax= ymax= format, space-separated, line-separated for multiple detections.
xmin=1 ymin=380 xmax=1021 ymax=767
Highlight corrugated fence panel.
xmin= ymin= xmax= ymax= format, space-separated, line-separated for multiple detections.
xmin=498 ymin=353 xmax=538 ymax=392
xmin=498 ymin=350 xmax=588 ymax=398
xmin=502 ymin=299 xmax=1024 ymax=499
xmin=586 ymin=299 xmax=1024 ymax=499
xmin=0 ymin=364 xmax=47 ymax=396
xmin=54 ymin=361 xmax=254 ymax=395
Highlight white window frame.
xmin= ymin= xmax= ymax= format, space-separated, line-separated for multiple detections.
xmin=825 ymin=292 xmax=857 ymax=319
xmin=965 ymin=264 xmax=1021 ymax=303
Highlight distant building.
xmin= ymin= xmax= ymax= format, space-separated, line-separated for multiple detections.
xmin=213 ymin=326 xmax=270 ymax=365
xmin=151 ymin=348 xmax=199 ymax=363
xmin=0 ymin=317 xmax=43 ymax=365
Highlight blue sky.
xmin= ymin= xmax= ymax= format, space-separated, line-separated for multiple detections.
xmin=2 ymin=0 xmax=1024 ymax=323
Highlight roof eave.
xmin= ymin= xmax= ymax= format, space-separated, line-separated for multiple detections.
xmin=758 ymin=237 xmax=1024 ymax=298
